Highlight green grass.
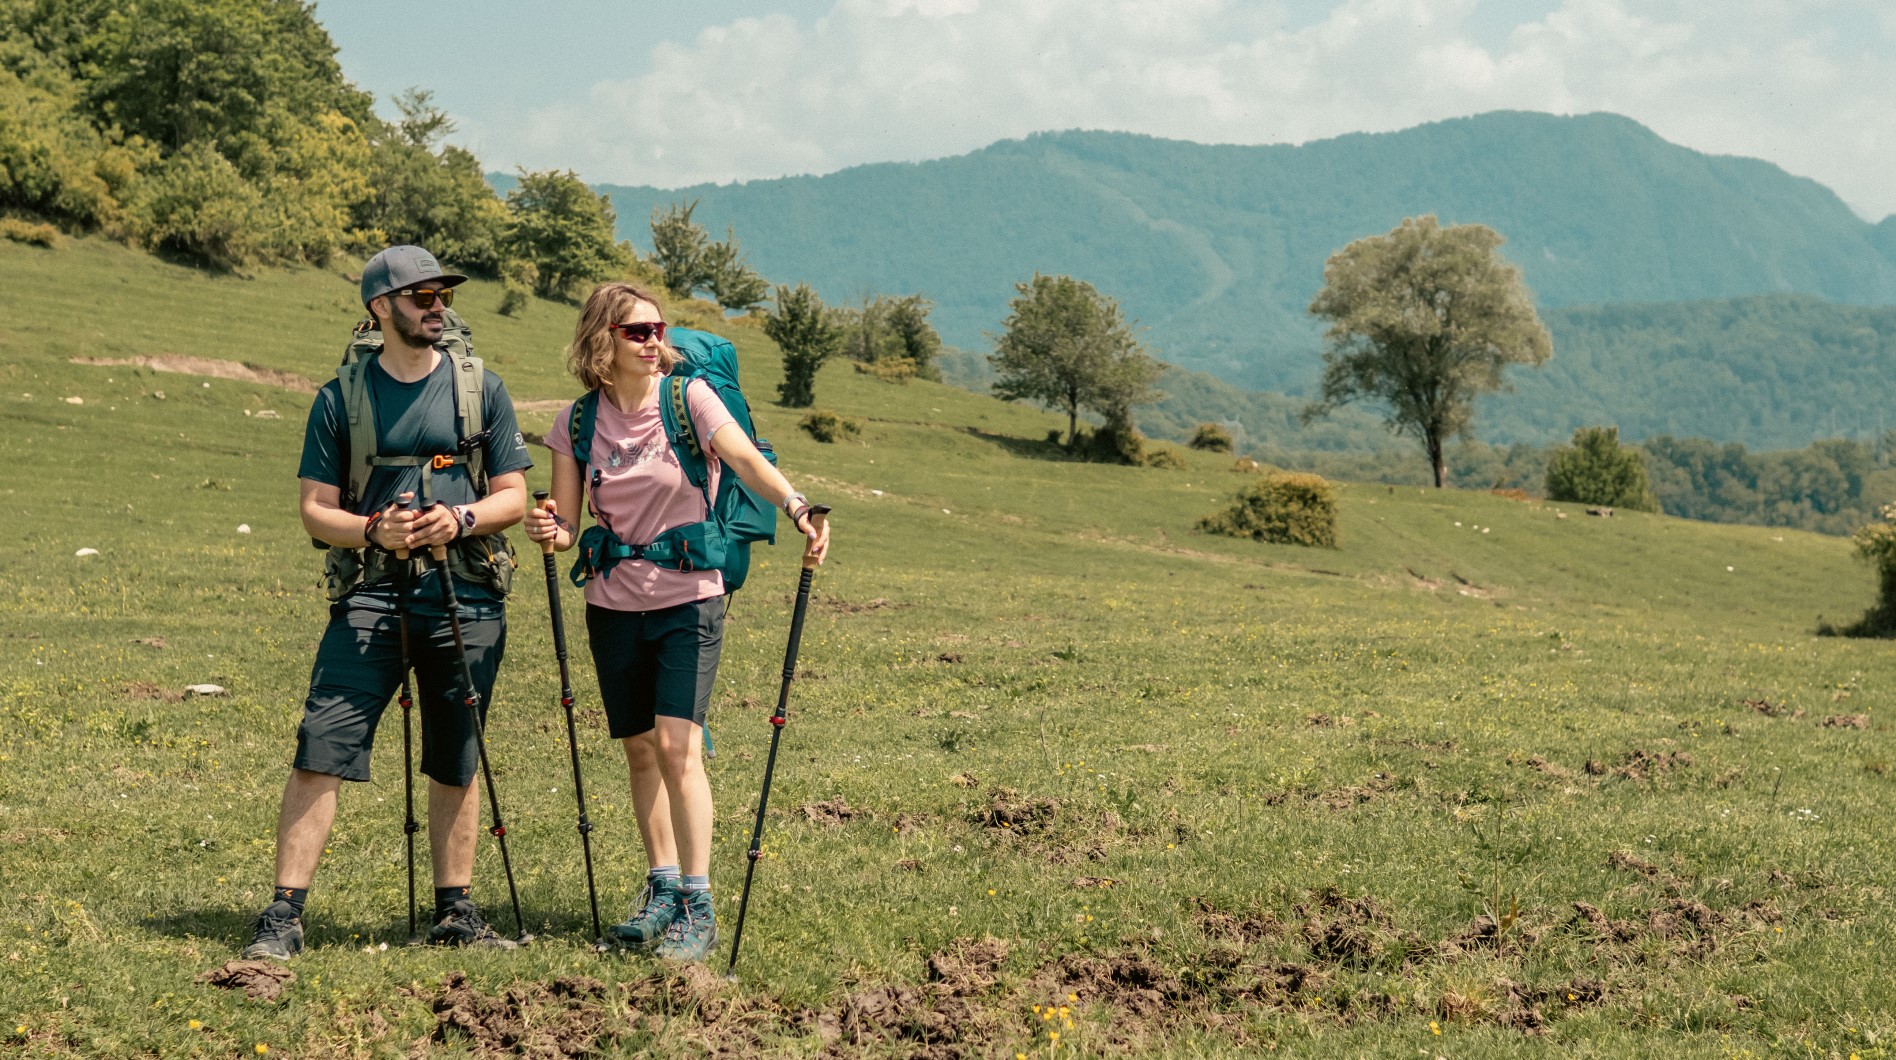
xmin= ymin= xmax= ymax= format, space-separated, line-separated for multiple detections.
xmin=3 ymin=238 xmax=1895 ymax=1058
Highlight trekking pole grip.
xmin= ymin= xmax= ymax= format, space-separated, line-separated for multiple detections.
xmin=532 ymin=490 xmax=557 ymax=557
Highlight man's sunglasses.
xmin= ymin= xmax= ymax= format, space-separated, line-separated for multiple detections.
xmin=396 ymin=287 xmax=455 ymax=309
xmin=607 ymin=321 xmax=667 ymax=343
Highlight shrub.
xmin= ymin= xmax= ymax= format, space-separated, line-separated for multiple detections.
xmin=1544 ymin=426 xmax=1658 ymax=511
xmin=127 ymin=142 xmax=265 ymax=269
xmin=852 ymin=356 xmax=917 ymax=383
xmin=1821 ymin=504 xmax=1896 ymax=637
xmin=1231 ymin=457 xmax=1261 ymax=473
xmin=1198 ymin=472 xmax=1339 ymax=548
xmin=0 ymin=218 xmax=61 ymax=247
xmin=799 ymin=409 xmax=862 ymax=444
xmin=1188 ymin=422 xmax=1234 ymax=452
xmin=1141 ymin=445 xmax=1187 ymax=469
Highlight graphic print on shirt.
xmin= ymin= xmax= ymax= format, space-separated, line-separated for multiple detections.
xmin=606 ymin=438 xmax=666 ymax=470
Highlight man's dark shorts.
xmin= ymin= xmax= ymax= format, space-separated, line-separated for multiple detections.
xmin=585 ymin=597 xmax=725 ymax=739
xmin=293 ymin=604 xmax=506 ymax=786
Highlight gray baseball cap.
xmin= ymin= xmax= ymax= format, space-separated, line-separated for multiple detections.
xmin=359 ymin=245 xmax=467 ymax=307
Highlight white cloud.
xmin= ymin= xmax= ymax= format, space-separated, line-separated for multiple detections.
xmin=477 ymin=0 xmax=1896 ymax=220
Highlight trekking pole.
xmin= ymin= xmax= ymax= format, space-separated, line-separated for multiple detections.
xmin=428 ymin=524 xmax=533 ymax=944
xmin=533 ymin=490 xmax=603 ymax=946
xmin=726 ymin=506 xmax=830 ymax=978
xmin=393 ymin=506 xmax=421 ymax=942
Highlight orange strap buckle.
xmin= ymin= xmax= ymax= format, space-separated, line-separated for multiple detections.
xmin=431 ymin=454 xmax=456 ymax=470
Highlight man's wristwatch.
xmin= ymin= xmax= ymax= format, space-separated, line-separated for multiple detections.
xmin=781 ymin=492 xmax=809 ymax=519
xmin=452 ymin=505 xmax=476 ymax=539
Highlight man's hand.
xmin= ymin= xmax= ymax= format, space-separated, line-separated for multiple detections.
xmin=406 ymin=502 xmax=461 ymax=551
xmin=369 ymin=494 xmax=417 ymax=552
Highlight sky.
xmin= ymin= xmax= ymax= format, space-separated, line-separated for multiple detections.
xmin=312 ymin=0 xmax=1896 ymax=222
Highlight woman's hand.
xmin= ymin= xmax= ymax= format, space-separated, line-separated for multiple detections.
xmin=794 ymin=506 xmax=830 ymax=566
xmin=524 ymin=498 xmax=570 ymax=551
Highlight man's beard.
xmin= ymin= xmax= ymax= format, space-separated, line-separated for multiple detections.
xmin=390 ymin=310 xmax=441 ymax=348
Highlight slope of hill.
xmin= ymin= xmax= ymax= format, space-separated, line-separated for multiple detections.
xmin=7 ymin=236 xmax=1896 ymax=1056
xmin=1484 ymin=295 xmax=1896 ymax=447
xmin=572 ymin=112 xmax=1896 ymax=395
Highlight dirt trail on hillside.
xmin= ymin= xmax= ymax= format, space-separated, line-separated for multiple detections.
xmin=72 ymin=355 xmax=316 ymax=392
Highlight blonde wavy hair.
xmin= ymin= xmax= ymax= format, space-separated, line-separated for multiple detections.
xmin=566 ymin=282 xmax=680 ymax=390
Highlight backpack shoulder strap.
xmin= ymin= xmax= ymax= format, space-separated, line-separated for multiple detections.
xmin=660 ymin=374 xmax=711 ymax=490
xmin=337 ymin=357 xmax=377 ymax=511
xmin=569 ymin=389 xmax=600 ymax=470
xmin=451 ymin=352 xmax=487 ymax=493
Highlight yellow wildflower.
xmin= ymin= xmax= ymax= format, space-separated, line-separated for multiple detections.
xmin=1430 ymin=1021 xmax=1441 ymax=1035
xmin=188 ymin=1019 xmax=202 ymax=1030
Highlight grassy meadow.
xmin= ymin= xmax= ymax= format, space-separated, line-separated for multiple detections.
xmin=2 ymin=238 xmax=1894 ymax=1058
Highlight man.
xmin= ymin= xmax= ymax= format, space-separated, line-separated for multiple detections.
xmin=244 ymin=245 xmax=532 ymax=959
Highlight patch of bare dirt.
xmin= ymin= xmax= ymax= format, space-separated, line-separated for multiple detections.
xmin=1823 ymin=714 xmax=1871 ymax=729
xmin=424 ymin=973 xmax=637 ymax=1058
xmin=1297 ymin=888 xmax=1428 ymax=970
xmin=73 ymin=355 xmax=316 ymax=392
xmin=976 ymin=789 xmax=1063 ymax=834
xmin=948 ymin=772 xmax=979 ymax=788
xmin=1192 ymin=897 xmax=1283 ymax=943
xmin=1613 ymin=748 xmax=1691 ymax=781
xmin=799 ymin=797 xmax=861 ymax=826
xmin=122 ymin=681 xmax=183 ymax=702
xmin=131 ymin=636 xmax=168 ymax=648
xmin=813 ymin=596 xmax=895 ymax=614
xmin=1522 ymin=755 xmax=1574 ymax=779
xmin=195 ymin=959 xmax=295 ymax=1002
xmin=891 ymin=813 xmax=933 ymax=835
xmin=1743 ymin=698 xmax=1803 ymax=719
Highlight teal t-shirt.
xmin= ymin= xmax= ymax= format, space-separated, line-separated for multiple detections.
xmin=299 ymin=352 xmax=532 ymax=616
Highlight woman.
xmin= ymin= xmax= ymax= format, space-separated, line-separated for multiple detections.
xmin=525 ymin=282 xmax=829 ymax=961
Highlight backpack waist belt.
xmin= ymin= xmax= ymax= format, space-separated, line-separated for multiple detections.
xmin=570 ymin=522 xmax=729 ymax=588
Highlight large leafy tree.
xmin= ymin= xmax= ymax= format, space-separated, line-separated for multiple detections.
xmin=353 ymin=89 xmax=508 ymax=273
xmin=765 ymin=283 xmax=841 ymax=408
xmin=505 ymin=168 xmax=624 ymax=299
xmin=1304 ymin=215 xmax=1552 ymax=487
xmin=990 ymin=273 xmax=1159 ymax=452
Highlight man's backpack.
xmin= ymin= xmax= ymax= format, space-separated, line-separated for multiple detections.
xmin=568 ymin=327 xmax=778 ymax=593
xmin=316 ymin=308 xmax=516 ymax=601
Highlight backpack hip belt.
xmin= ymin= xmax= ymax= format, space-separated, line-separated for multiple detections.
xmin=569 ymin=522 xmax=729 ymax=588
xmin=322 ymin=534 xmax=517 ymax=603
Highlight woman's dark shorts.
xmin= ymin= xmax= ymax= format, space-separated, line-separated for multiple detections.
xmin=585 ymin=597 xmax=725 ymax=739
xmin=292 ymin=604 xmax=506 ymax=787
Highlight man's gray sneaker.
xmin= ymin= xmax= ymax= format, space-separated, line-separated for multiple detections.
xmin=427 ymin=900 xmax=518 ymax=949
xmin=652 ymin=890 xmax=716 ymax=962
xmin=605 ymin=876 xmax=684 ymax=952
xmin=241 ymin=904 xmax=304 ymax=961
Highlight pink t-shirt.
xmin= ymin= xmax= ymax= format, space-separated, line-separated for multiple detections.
xmin=548 ymin=377 xmax=737 ymax=612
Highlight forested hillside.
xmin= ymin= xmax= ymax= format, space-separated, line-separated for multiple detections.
xmin=1484 ymin=295 xmax=1896 ymax=449
xmin=580 ymin=113 xmax=1896 ymax=393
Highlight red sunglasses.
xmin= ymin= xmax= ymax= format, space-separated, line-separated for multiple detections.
xmin=607 ymin=321 xmax=666 ymax=343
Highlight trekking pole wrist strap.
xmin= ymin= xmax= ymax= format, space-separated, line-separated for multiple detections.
xmin=364 ymin=509 xmax=385 ymax=548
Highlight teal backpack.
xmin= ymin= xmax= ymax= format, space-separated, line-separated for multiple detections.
xmin=567 ymin=327 xmax=779 ymax=592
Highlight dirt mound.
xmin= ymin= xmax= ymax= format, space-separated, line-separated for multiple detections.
xmin=1297 ymin=888 xmax=1426 ymax=969
xmin=814 ymin=596 xmax=895 ymax=614
xmin=799 ymin=797 xmax=861 ymax=826
xmin=123 ymin=681 xmax=183 ymax=702
xmin=195 ymin=959 xmax=295 ymax=1001
xmin=976 ymin=789 xmax=1063 ymax=834
xmin=72 ymin=355 xmax=316 ymax=392
xmin=1191 ymin=897 xmax=1284 ymax=943
xmin=1613 ymin=748 xmax=1691 ymax=780
xmin=430 ymin=972 xmax=609 ymax=1057
xmin=1823 ymin=713 xmax=1871 ymax=729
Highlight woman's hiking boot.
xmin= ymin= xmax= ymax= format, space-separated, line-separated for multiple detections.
xmin=241 ymin=903 xmax=304 ymax=961
xmin=426 ymin=900 xmax=518 ymax=949
xmin=653 ymin=890 xmax=717 ymax=962
xmin=606 ymin=876 xmax=684 ymax=951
